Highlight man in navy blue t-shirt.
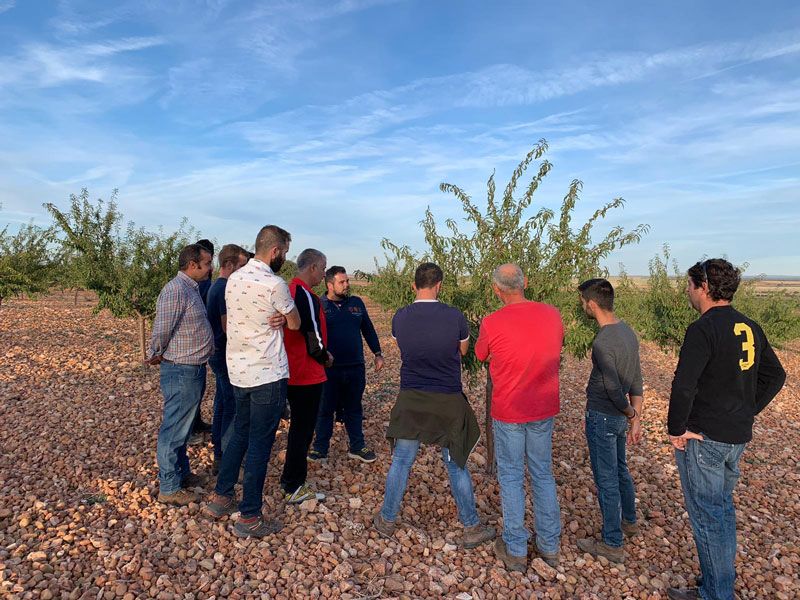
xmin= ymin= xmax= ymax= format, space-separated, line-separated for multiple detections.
xmin=373 ymin=262 xmax=494 ymax=550
xmin=205 ymin=244 xmax=250 ymax=469
xmin=309 ymin=266 xmax=384 ymax=463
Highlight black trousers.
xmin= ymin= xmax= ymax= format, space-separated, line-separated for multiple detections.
xmin=280 ymin=383 xmax=323 ymax=494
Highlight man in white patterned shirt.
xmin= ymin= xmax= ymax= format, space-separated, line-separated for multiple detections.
xmin=147 ymin=243 xmax=214 ymax=506
xmin=204 ymin=225 xmax=301 ymax=538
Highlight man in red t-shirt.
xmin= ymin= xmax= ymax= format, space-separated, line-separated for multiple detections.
xmin=282 ymin=248 xmax=334 ymax=504
xmin=475 ymin=263 xmax=563 ymax=572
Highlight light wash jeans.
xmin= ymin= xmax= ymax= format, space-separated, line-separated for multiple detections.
xmin=156 ymin=362 xmax=206 ymax=494
xmin=585 ymin=410 xmax=637 ymax=548
xmin=380 ymin=439 xmax=480 ymax=527
xmin=494 ymin=417 xmax=561 ymax=557
xmin=675 ymin=435 xmax=745 ymax=600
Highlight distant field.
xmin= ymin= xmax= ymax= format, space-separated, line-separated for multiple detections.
xmin=608 ymin=276 xmax=800 ymax=294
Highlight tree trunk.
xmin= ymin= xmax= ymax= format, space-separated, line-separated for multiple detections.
xmin=73 ymin=288 xmax=79 ymax=306
xmin=136 ymin=312 xmax=147 ymax=365
xmin=485 ymin=370 xmax=495 ymax=475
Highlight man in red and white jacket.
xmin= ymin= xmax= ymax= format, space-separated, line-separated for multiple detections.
xmin=281 ymin=248 xmax=334 ymax=504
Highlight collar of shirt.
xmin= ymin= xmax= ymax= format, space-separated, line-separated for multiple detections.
xmin=292 ymin=277 xmax=316 ymax=293
xmin=249 ymin=258 xmax=276 ymax=275
xmin=177 ymin=270 xmax=199 ymax=290
xmin=413 ymin=299 xmax=439 ymax=303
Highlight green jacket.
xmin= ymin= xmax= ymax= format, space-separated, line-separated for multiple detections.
xmin=385 ymin=389 xmax=480 ymax=468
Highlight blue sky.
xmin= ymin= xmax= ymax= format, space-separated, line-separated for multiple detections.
xmin=1 ymin=0 xmax=799 ymax=275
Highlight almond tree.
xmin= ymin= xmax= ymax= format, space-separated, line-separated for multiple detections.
xmin=0 ymin=220 xmax=56 ymax=307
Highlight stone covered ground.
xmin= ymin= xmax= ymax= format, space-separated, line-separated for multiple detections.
xmin=1 ymin=292 xmax=798 ymax=600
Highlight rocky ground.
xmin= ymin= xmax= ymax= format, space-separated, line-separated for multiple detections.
xmin=0 ymin=292 xmax=798 ymax=599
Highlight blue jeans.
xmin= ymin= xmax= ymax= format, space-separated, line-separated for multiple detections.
xmin=675 ymin=435 xmax=745 ymax=600
xmin=156 ymin=362 xmax=206 ymax=494
xmin=494 ymin=417 xmax=561 ymax=557
xmin=313 ymin=365 xmax=367 ymax=454
xmin=214 ymin=379 xmax=287 ymax=517
xmin=585 ymin=410 xmax=637 ymax=548
xmin=209 ymin=354 xmax=236 ymax=460
xmin=380 ymin=439 xmax=480 ymax=527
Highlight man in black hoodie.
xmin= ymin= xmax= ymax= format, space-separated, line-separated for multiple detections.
xmin=666 ymin=259 xmax=786 ymax=600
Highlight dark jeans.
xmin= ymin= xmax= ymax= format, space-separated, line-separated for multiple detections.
xmin=313 ymin=365 xmax=366 ymax=454
xmin=280 ymin=383 xmax=323 ymax=494
xmin=157 ymin=362 xmax=206 ymax=494
xmin=191 ymin=371 xmax=209 ymax=431
xmin=676 ymin=435 xmax=745 ymax=600
xmin=214 ymin=379 xmax=287 ymax=517
xmin=585 ymin=410 xmax=637 ymax=548
xmin=209 ymin=354 xmax=236 ymax=460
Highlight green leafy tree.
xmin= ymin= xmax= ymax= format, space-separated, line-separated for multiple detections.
xmin=0 ymin=221 xmax=56 ymax=307
xmin=369 ymin=140 xmax=649 ymax=363
xmin=46 ymin=190 xmax=196 ymax=361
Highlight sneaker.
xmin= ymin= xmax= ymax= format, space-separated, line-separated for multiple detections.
xmin=462 ymin=523 xmax=496 ymax=549
xmin=157 ymin=488 xmax=198 ymax=506
xmin=188 ymin=432 xmax=204 ymax=446
xmin=348 ymin=447 xmax=377 ymax=463
xmin=233 ymin=514 xmax=283 ymax=538
xmin=622 ymin=519 xmax=639 ymax=537
xmin=494 ymin=538 xmax=526 ymax=572
xmin=203 ymin=493 xmax=237 ymax=519
xmin=666 ymin=589 xmax=700 ymax=600
xmin=372 ymin=511 xmax=396 ymax=539
xmin=284 ymin=484 xmax=325 ymax=504
xmin=181 ymin=472 xmax=206 ymax=489
xmin=577 ymin=537 xmax=624 ymax=564
xmin=308 ymin=449 xmax=328 ymax=462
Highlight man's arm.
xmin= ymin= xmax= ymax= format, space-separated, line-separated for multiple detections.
xmin=754 ymin=339 xmax=786 ymax=414
xmin=458 ymin=311 xmax=470 ymax=357
xmin=668 ymin=323 xmax=711 ymax=444
xmin=147 ymin=284 xmax=183 ymax=364
xmin=474 ymin=321 xmax=490 ymax=362
xmin=284 ymin=306 xmax=300 ymax=330
xmin=593 ymin=338 xmax=632 ymax=414
xmin=295 ymin=288 xmax=329 ymax=364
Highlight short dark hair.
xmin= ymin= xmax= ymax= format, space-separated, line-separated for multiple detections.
xmin=578 ymin=278 xmax=615 ymax=311
xmin=255 ymin=225 xmax=291 ymax=255
xmin=414 ymin=262 xmax=443 ymax=289
xmin=195 ymin=239 xmax=214 ymax=255
xmin=687 ymin=258 xmax=741 ymax=302
xmin=325 ymin=265 xmax=347 ymax=284
xmin=218 ymin=244 xmax=248 ymax=269
xmin=178 ymin=244 xmax=209 ymax=271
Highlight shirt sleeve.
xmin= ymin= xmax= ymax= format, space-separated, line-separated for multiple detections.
xmin=754 ymin=334 xmax=787 ymax=414
xmin=359 ymin=299 xmax=382 ymax=355
xmin=148 ymin=284 xmax=184 ymax=358
xmin=458 ymin=310 xmax=470 ymax=342
xmin=593 ymin=335 xmax=631 ymax=413
xmin=272 ymin=280 xmax=296 ymax=315
xmin=668 ymin=321 xmax=712 ymax=436
xmin=474 ymin=319 xmax=490 ymax=361
xmin=295 ymin=287 xmax=328 ymax=364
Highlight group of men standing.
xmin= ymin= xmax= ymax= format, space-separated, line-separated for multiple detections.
xmin=147 ymin=226 xmax=786 ymax=600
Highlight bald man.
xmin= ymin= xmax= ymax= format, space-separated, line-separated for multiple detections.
xmin=475 ymin=264 xmax=564 ymax=572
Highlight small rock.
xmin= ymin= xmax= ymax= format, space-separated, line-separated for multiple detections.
xmin=317 ymin=531 xmax=335 ymax=543
xmin=530 ymin=558 xmax=557 ymax=581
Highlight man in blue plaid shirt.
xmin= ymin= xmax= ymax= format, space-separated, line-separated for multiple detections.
xmin=147 ymin=243 xmax=214 ymax=506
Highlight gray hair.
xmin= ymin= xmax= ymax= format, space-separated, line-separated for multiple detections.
xmin=492 ymin=264 xmax=525 ymax=292
xmin=297 ymin=248 xmax=326 ymax=271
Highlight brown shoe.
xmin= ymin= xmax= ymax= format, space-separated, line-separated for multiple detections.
xmin=157 ymin=488 xmax=198 ymax=506
xmin=181 ymin=472 xmax=206 ymax=489
xmin=577 ymin=537 xmax=624 ymax=564
xmin=462 ymin=523 xmax=496 ymax=549
xmin=372 ymin=511 xmax=396 ymax=539
xmin=203 ymin=493 xmax=237 ymax=519
xmin=535 ymin=546 xmax=560 ymax=568
xmin=622 ymin=519 xmax=639 ymax=537
xmin=494 ymin=538 xmax=526 ymax=572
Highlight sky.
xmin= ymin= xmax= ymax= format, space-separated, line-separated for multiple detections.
xmin=1 ymin=0 xmax=799 ymax=276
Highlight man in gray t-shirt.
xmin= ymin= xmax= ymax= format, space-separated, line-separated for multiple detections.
xmin=575 ymin=278 xmax=644 ymax=565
